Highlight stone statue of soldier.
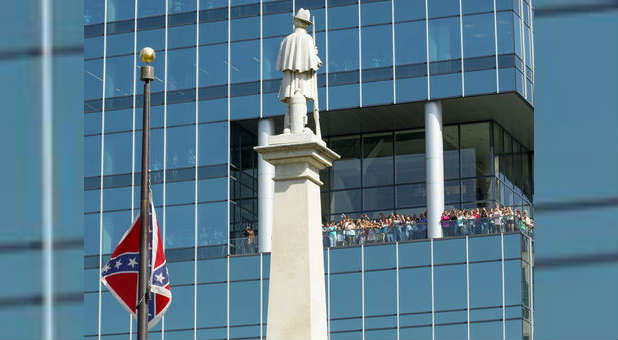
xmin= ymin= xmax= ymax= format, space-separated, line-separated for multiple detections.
xmin=276 ymin=8 xmax=322 ymax=138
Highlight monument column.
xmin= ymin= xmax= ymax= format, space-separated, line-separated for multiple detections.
xmin=256 ymin=9 xmax=338 ymax=340
xmin=255 ymin=134 xmax=339 ymax=340
xmin=425 ymin=101 xmax=445 ymax=239
xmin=257 ymin=118 xmax=275 ymax=253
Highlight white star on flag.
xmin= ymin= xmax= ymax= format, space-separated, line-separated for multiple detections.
xmin=128 ymin=258 xmax=138 ymax=268
xmin=115 ymin=260 xmax=123 ymax=269
xmin=155 ymin=272 xmax=165 ymax=284
xmin=102 ymin=264 xmax=110 ymax=273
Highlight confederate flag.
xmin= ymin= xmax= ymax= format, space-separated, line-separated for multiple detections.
xmin=101 ymin=198 xmax=172 ymax=329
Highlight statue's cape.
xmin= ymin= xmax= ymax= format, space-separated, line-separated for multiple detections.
xmin=276 ymin=30 xmax=321 ymax=73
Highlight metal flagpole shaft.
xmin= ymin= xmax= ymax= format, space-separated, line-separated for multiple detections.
xmin=138 ymin=47 xmax=156 ymax=340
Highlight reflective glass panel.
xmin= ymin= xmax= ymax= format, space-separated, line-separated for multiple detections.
xmin=362 ymin=133 xmax=394 ymax=186
xmin=395 ymin=129 xmax=425 ymax=184
xmin=429 ymin=17 xmax=461 ymax=62
xmin=330 ymin=136 xmax=361 ymax=190
xmin=460 ymin=122 xmax=491 ymax=177
xmin=463 ymin=13 xmax=495 ymax=58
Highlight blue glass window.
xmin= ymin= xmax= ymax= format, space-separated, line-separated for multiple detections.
xmin=199 ymin=43 xmax=228 ymax=87
xmin=137 ymin=28 xmax=165 ymax=52
xmin=198 ymin=257 xmax=227 ymax=283
xmin=444 ymin=125 xmax=459 ymax=179
xmin=263 ymin=36 xmax=282 ymax=80
xmin=198 ymin=201 xmax=228 ymax=245
xmin=428 ymin=0 xmax=459 ymax=19
xmin=231 ymin=16 xmax=260 ymax=41
xmin=85 ymin=59 xmax=103 ymax=100
xmin=167 ymin=47 xmax=196 ymax=91
xmin=465 ymin=69 xmax=497 ymax=95
xmin=138 ymin=0 xmax=165 ymax=17
xmin=169 ymin=0 xmax=197 ymax=14
xmin=395 ymin=20 xmax=426 ymax=68
xmin=262 ymin=12 xmax=290 ymax=38
xmin=462 ymin=0 xmax=493 ymax=14
xmin=399 ymin=267 xmax=431 ymax=313
xmin=496 ymin=12 xmax=514 ymax=55
xmin=328 ymin=83 xmax=359 ymax=110
xmin=463 ymin=13 xmax=495 ymax=58
xmin=167 ymin=181 xmax=197 ymax=205
xmin=201 ymin=0 xmax=228 ymax=10
xmin=162 ymin=124 xmax=197 ymax=169
xmin=102 ymin=186 xmax=131 ymax=211
xmin=460 ymin=122 xmax=491 ymax=177
xmin=362 ymin=133 xmax=394 ymax=186
xmin=363 ymin=186 xmax=394 ymax=211
xmin=85 ymin=0 xmax=105 ymax=24
xmin=197 ymin=283 xmax=227 ymax=327
xmin=230 ymin=281 xmax=260 ymax=325
xmin=394 ymin=0 xmax=424 ymax=22
xmin=131 ymin=128 xmax=160 ymax=172
xmin=362 ymin=24 xmax=393 ymax=70
xmin=199 ymin=98 xmax=228 ymax=123
xmin=168 ymin=24 xmax=197 ymax=49
xmin=395 ymin=129 xmax=425 ymax=184
xmin=330 ymin=189 xmax=361 ymax=214
xmin=397 ymin=183 xmax=425 ymax=208
xmin=429 ymin=17 xmax=461 ymax=62
xmin=230 ymin=39 xmax=260 ymax=83
xmin=430 ymin=72 xmax=462 ymax=98
xmin=364 ymin=244 xmax=396 ymax=270
xmin=164 ymin=204 xmax=195 ymax=248
xmin=200 ymin=20 xmax=228 ymax=45
xmin=101 ymin=210 xmax=132 ymax=254
xmin=330 ymin=136 xmax=361 ymax=190
xmin=330 ymin=273 xmax=362 ymax=318
xmin=198 ymin=122 xmax=228 ymax=165
xmin=164 ymin=285 xmax=195 ymax=329
xmin=85 ymin=36 xmax=104 ymax=59
xmin=107 ymin=0 xmax=135 ymax=22
xmin=329 ymin=28 xmax=359 ymax=73
xmin=330 ymin=245 xmax=361 ymax=273
xmin=105 ymin=55 xmax=134 ymax=98
xmin=363 ymin=80 xmax=393 ymax=106
xmin=513 ymin=14 xmax=522 ymax=58
xmin=504 ymin=260 xmax=522 ymax=305
xmin=329 ymin=4 xmax=358 ymax=30
xmin=199 ymin=177 xmax=228 ymax=202
xmin=469 ymin=260 xmax=502 ymax=307
xmin=100 ymin=292 xmax=129 ymax=333
xmin=106 ymin=32 xmax=133 ymax=57
xmin=361 ymin=0 xmax=391 ymax=26
xmin=167 ymin=102 xmax=195 ymax=126
xmin=434 ymin=265 xmax=467 ymax=311
xmin=365 ymin=270 xmax=397 ymax=316
xmin=102 ymin=132 xmax=132 ymax=175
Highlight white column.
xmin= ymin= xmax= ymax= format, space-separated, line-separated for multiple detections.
xmin=258 ymin=118 xmax=275 ymax=253
xmin=255 ymin=133 xmax=340 ymax=340
xmin=425 ymin=101 xmax=444 ymax=239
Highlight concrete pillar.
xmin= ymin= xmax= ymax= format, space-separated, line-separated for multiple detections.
xmin=257 ymin=118 xmax=275 ymax=253
xmin=255 ymin=133 xmax=340 ymax=340
xmin=425 ymin=101 xmax=445 ymax=239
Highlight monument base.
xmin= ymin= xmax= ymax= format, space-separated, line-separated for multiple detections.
xmin=255 ymin=132 xmax=339 ymax=340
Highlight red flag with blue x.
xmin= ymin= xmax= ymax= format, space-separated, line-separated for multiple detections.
xmin=101 ymin=199 xmax=172 ymax=329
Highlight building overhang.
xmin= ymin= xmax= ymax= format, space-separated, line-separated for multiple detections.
xmin=236 ymin=91 xmax=534 ymax=150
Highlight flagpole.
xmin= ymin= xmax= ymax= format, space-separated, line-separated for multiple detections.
xmin=138 ymin=47 xmax=155 ymax=340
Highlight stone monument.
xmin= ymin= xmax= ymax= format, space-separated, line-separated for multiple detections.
xmin=254 ymin=8 xmax=340 ymax=340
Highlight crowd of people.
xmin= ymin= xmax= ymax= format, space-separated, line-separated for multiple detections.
xmin=322 ymin=205 xmax=534 ymax=248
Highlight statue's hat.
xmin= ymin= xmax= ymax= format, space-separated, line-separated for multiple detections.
xmin=294 ymin=8 xmax=312 ymax=25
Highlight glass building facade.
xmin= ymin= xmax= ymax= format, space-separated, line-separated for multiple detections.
xmin=533 ymin=1 xmax=617 ymax=339
xmin=85 ymin=233 xmax=534 ymax=339
xmin=83 ymin=0 xmax=536 ymax=339
xmin=0 ymin=1 xmax=83 ymax=339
